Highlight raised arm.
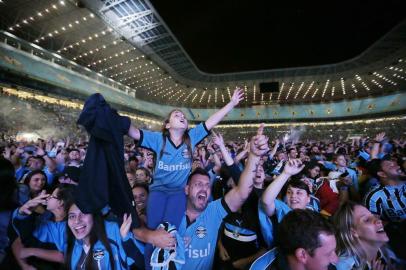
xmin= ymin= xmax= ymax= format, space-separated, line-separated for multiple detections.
xmin=234 ymin=139 xmax=249 ymax=164
xmin=205 ymin=88 xmax=244 ymax=130
xmin=35 ymin=147 xmax=56 ymax=171
xmin=261 ymin=159 xmax=305 ymax=217
xmin=206 ymin=140 xmax=222 ymax=173
xmin=268 ymin=139 xmax=280 ymax=159
xmin=225 ymin=124 xmax=269 ymax=212
xmin=212 ymin=131 xmax=234 ymax=166
xmin=18 ymin=191 xmax=49 ymax=216
xmin=370 ymin=132 xmax=386 ymax=159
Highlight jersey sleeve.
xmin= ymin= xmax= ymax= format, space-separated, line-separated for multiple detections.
xmin=322 ymin=161 xmax=336 ymax=170
xmin=12 ymin=210 xmax=66 ymax=252
xmin=105 ymin=221 xmax=145 ymax=267
xmin=258 ymin=199 xmax=291 ymax=248
xmin=258 ymin=201 xmax=274 ymax=248
xmin=188 ymin=123 xmax=210 ymax=147
xmin=347 ymin=168 xmax=359 ymax=191
xmin=206 ymin=198 xmax=229 ymax=223
xmin=138 ymin=129 xmax=162 ymax=153
xmin=364 ymin=188 xmax=384 ymax=216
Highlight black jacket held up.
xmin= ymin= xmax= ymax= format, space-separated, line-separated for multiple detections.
xmin=76 ymin=93 xmax=139 ymax=228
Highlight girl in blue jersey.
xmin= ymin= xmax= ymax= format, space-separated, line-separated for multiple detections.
xmin=127 ymin=88 xmax=243 ymax=228
xmin=13 ymin=193 xmax=143 ymax=270
xmin=127 ymin=88 xmax=243 ymax=267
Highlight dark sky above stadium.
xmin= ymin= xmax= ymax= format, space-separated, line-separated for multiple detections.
xmin=150 ymin=0 xmax=406 ymax=73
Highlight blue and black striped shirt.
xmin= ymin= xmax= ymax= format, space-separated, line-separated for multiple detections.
xmin=364 ymin=183 xmax=406 ymax=222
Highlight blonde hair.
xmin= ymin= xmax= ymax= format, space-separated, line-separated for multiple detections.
xmin=333 ymin=201 xmax=368 ymax=269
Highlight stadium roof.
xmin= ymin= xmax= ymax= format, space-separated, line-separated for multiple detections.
xmin=0 ymin=0 xmax=405 ymax=109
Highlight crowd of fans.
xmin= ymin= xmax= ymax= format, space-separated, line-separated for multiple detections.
xmin=0 ymin=89 xmax=405 ymax=270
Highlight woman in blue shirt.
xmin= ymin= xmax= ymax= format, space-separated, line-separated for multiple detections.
xmin=13 ymin=193 xmax=143 ymax=270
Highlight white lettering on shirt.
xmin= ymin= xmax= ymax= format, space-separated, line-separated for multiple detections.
xmin=186 ymin=243 xmax=211 ymax=259
xmin=157 ymin=161 xmax=191 ymax=171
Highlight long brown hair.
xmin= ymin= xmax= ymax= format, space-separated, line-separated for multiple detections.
xmin=159 ymin=109 xmax=192 ymax=162
xmin=65 ymin=202 xmax=115 ymax=270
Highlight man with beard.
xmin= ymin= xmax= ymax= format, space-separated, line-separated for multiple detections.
xmin=363 ymin=132 xmax=406 ymax=260
xmin=177 ymin=124 xmax=269 ymax=269
xmin=363 ymin=132 xmax=405 ymax=222
xmin=364 ymin=157 xmax=406 ymax=260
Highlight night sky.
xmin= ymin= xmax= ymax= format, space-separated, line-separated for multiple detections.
xmin=150 ymin=0 xmax=406 ymax=73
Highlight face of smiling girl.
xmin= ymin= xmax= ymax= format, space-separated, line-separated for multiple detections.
xmin=67 ymin=204 xmax=94 ymax=244
xmin=351 ymin=205 xmax=389 ymax=245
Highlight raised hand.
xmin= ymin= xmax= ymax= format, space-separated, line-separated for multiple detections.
xmin=35 ymin=146 xmax=45 ymax=156
xmin=19 ymin=191 xmax=49 ymax=215
xmin=282 ymin=159 xmax=305 ymax=176
xmin=45 ymin=139 xmax=53 ymax=152
xmin=243 ymin=139 xmax=249 ymax=152
xmin=393 ymin=139 xmax=406 ymax=148
xmin=374 ymin=132 xmax=386 ymax=143
xmin=120 ymin=213 xmax=132 ymax=239
xmin=16 ymin=147 xmax=24 ymax=155
xmin=206 ymin=139 xmax=215 ymax=154
xmin=230 ymin=87 xmax=244 ymax=106
xmin=212 ymin=131 xmax=225 ymax=148
xmin=250 ymin=124 xmax=269 ymax=157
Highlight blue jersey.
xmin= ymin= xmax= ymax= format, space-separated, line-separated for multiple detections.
xmin=15 ymin=166 xmax=26 ymax=181
xmin=12 ymin=210 xmax=143 ymax=270
xmin=178 ymin=198 xmax=230 ymax=270
xmin=258 ymin=199 xmax=291 ymax=248
xmin=364 ymin=183 xmax=406 ymax=222
xmin=139 ymin=123 xmax=209 ymax=192
xmin=308 ymin=195 xmax=321 ymax=212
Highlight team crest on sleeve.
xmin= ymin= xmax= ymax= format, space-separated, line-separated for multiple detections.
xmin=195 ymin=226 xmax=207 ymax=239
xmin=93 ymin=249 xmax=105 ymax=261
xmin=182 ymin=148 xmax=191 ymax=159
